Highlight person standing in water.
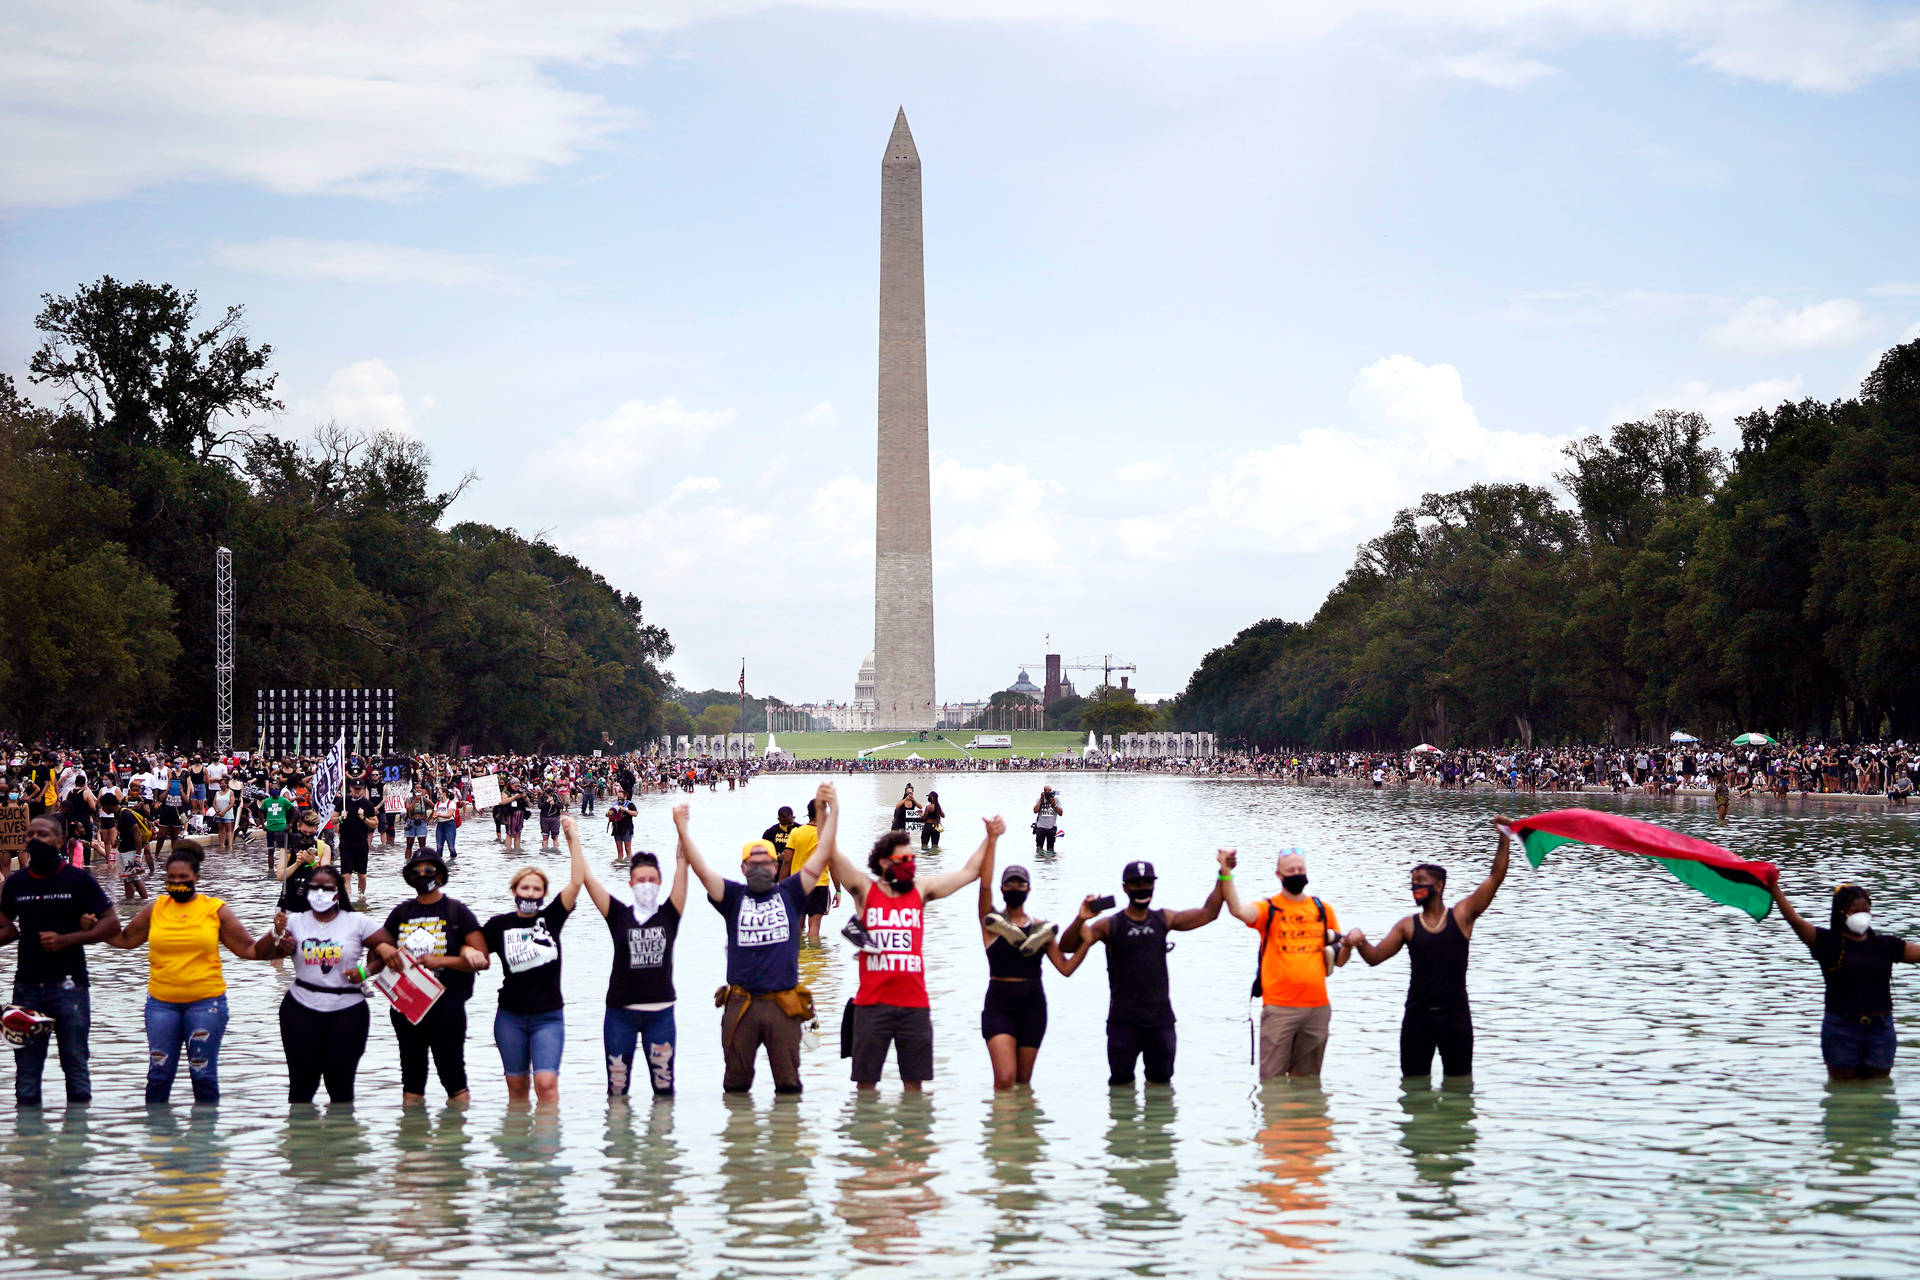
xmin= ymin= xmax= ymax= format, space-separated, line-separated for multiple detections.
xmin=832 ymin=819 xmax=1002 ymax=1091
xmin=1218 ymin=847 xmax=1350 ymax=1079
xmin=1339 ymin=819 xmax=1511 ymax=1080
xmin=1060 ymin=855 xmax=1230 ymax=1086
xmin=977 ymin=857 xmax=1087 ymax=1089
xmin=479 ymin=820 xmax=587 ymax=1104
xmin=1769 ymin=880 xmax=1920 ymax=1081
xmin=581 ymin=833 xmax=689 ymax=1099
xmin=370 ymin=850 xmax=488 ymax=1105
xmin=1031 ymin=786 xmax=1062 ymax=854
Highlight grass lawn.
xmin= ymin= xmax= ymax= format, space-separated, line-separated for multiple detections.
xmin=763 ymin=730 xmax=1090 ymax=760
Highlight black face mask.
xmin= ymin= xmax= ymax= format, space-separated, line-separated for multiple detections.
xmin=26 ymin=838 xmax=60 ymax=874
xmin=1282 ymin=873 xmax=1309 ymax=895
xmin=1126 ymin=887 xmax=1154 ymax=907
xmin=1412 ymin=884 xmax=1436 ymax=905
xmin=1002 ymin=887 xmax=1029 ymax=910
xmin=403 ymin=868 xmax=438 ymax=893
xmin=167 ymin=885 xmax=196 ymax=903
xmin=743 ymin=865 xmax=777 ymax=894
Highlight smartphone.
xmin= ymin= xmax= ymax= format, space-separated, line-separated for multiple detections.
xmin=1089 ymin=894 xmax=1117 ymax=913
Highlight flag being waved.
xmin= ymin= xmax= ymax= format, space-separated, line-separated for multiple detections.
xmin=310 ymin=731 xmax=347 ymax=827
xmin=1512 ymin=808 xmax=1779 ymax=921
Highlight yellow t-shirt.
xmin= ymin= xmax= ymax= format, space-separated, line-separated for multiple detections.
xmin=1249 ymin=895 xmax=1338 ymax=1008
xmin=148 ymin=894 xmax=227 ymax=1003
xmin=784 ymin=823 xmax=820 ymax=882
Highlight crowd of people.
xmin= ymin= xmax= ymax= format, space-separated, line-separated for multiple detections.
xmin=0 ymin=739 xmax=1910 ymax=1110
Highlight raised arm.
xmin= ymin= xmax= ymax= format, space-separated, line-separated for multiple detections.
xmin=1166 ymin=872 xmax=1227 ymax=931
xmin=828 ymin=803 xmax=873 ymax=901
xmin=1061 ymin=895 xmax=1104 ymax=953
xmin=923 ymin=816 xmax=1002 ymax=901
xmin=798 ymin=783 xmax=838 ymax=891
xmin=1457 ymin=820 xmax=1513 ymax=924
xmin=674 ymin=803 xmax=727 ymax=902
xmin=977 ymin=824 xmax=997 ymax=921
xmin=1347 ymin=916 xmax=1413 ymax=966
xmin=1768 ymin=882 xmax=1817 ymax=947
xmin=558 ymin=816 xmax=587 ymax=910
xmin=1218 ymin=849 xmax=1263 ymax=925
xmin=668 ymin=834 xmax=693 ymax=913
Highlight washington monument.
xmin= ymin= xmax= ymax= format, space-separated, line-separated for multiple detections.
xmin=873 ymin=108 xmax=936 ymax=730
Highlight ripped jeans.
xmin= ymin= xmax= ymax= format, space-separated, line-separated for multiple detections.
xmin=603 ymin=1005 xmax=676 ymax=1096
xmin=144 ymin=994 xmax=229 ymax=1104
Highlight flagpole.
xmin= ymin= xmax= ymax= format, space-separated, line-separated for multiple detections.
xmin=738 ymin=658 xmax=747 ymax=748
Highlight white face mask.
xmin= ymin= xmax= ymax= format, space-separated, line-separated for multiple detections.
xmin=306 ymin=888 xmax=338 ymax=914
xmin=631 ymin=881 xmax=661 ymax=915
xmin=1847 ymin=911 xmax=1872 ymax=935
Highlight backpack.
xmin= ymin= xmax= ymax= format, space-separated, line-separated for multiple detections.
xmin=1250 ymin=894 xmax=1326 ymax=999
xmin=126 ymin=807 xmax=154 ymax=848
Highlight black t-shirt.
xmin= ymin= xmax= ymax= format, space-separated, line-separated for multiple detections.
xmin=1810 ymin=926 xmax=1907 ymax=1018
xmin=605 ymin=897 xmax=679 ymax=1007
xmin=1 ymin=866 xmax=112 ymax=986
xmin=383 ymin=896 xmax=485 ymax=1001
xmin=482 ymin=900 xmax=571 ymax=1015
xmin=340 ymin=797 xmax=378 ymax=850
xmin=114 ymin=809 xmax=141 ymax=853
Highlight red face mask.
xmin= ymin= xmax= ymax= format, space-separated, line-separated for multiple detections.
xmin=887 ymin=857 xmax=917 ymax=886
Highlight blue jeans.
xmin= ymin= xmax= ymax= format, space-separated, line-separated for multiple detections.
xmin=145 ymin=994 xmax=229 ymax=1104
xmin=12 ymin=982 xmax=91 ymax=1105
xmin=1822 ymin=1011 xmax=1897 ymax=1072
xmin=435 ymin=821 xmax=458 ymax=856
xmin=494 ymin=1007 xmax=565 ymax=1077
xmin=604 ymin=1005 xmax=677 ymax=1096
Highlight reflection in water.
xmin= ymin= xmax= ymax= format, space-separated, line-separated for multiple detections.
xmin=717 ymin=1092 xmax=830 ymax=1273
xmin=1241 ymin=1081 xmax=1334 ymax=1257
xmin=488 ymin=1106 xmax=571 ymax=1248
xmin=1100 ymin=1088 xmax=1181 ymax=1250
xmin=981 ymin=1088 xmax=1055 ymax=1262
xmin=1820 ymin=1080 xmax=1899 ymax=1177
xmin=1398 ymin=1080 xmax=1478 ymax=1201
xmin=133 ymin=1110 xmax=231 ymax=1275
xmin=837 ymin=1090 xmax=942 ymax=1262
xmin=385 ymin=1104 xmax=476 ymax=1261
xmin=0 ymin=1108 xmax=113 ymax=1270
xmin=276 ymin=1106 xmax=376 ymax=1212
xmin=599 ymin=1101 xmax=691 ymax=1270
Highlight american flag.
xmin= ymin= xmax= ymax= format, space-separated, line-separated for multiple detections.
xmin=310 ymin=731 xmax=347 ymax=824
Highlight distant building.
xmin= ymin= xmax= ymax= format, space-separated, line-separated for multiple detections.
xmin=1006 ymin=669 xmax=1043 ymax=703
xmin=854 ymin=652 xmax=876 ymax=710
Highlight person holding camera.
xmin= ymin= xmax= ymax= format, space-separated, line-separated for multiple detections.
xmin=1031 ymin=787 xmax=1063 ymax=854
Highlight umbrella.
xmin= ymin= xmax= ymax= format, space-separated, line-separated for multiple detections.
xmin=1731 ymin=732 xmax=1778 ymax=746
xmin=1410 ymin=744 xmax=1442 ymax=754
xmin=1670 ymin=731 xmax=1698 ymax=743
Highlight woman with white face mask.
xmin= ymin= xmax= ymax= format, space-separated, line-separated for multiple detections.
xmin=250 ymin=864 xmax=385 ymax=1104
xmin=479 ymin=818 xmax=587 ymax=1104
xmin=580 ymin=825 xmax=693 ymax=1099
xmin=1770 ymin=880 xmax=1920 ymax=1082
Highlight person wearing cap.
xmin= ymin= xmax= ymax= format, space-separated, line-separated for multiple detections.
xmin=370 ymin=849 xmax=488 ymax=1104
xmin=580 ymin=820 xmax=692 ymax=1097
xmin=977 ymin=852 xmax=1088 ymax=1090
xmin=832 ymin=815 xmax=1003 ymax=1091
xmin=337 ymin=777 xmax=379 ymax=901
xmin=1060 ymin=854 xmax=1231 ymax=1087
xmin=677 ymin=784 xmax=839 ymax=1093
xmin=1218 ymin=847 xmax=1351 ymax=1079
xmin=762 ymin=806 xmax=798 ymax=873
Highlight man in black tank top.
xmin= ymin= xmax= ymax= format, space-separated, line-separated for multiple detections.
xmin=1060 ymin=853 xmax=1230 ymax=1086
xmin=1347 ymin=819 xmax=1510 ymax=1080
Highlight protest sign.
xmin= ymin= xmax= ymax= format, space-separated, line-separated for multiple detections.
xmin=468 ymin=773 xmax=501 ymax=809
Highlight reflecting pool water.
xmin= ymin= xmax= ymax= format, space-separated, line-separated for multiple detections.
xmin=3 ymin=774 xmax=1919 ymax=1277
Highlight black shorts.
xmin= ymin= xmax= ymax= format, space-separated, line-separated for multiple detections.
xmin=338 ymin=843 xmax=369 ymax=875
xmin=1106 ymin=1020 xmax=1177 ymax=1085
xmin=266 ymin=829 xmax=289 ymax=849
xmin=805 ymin=884 xmax=831 ymax=916
xmin=849 ymin=1003 xmax=933 ymax=1084
xmin=981 ymin=981 xmax=1048 ymax=1048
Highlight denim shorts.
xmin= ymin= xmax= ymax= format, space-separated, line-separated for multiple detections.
xmin=494 ymin=1007 xmax=565 ymax=1076
xmin=1821 ymin=1012 xmax=1897 ymax=1071
xmin=406 ymin=820 xmax=429 ymax=839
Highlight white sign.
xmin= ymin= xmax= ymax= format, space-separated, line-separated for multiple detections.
xmin=469 ymin=773 xmax=501 ymax=809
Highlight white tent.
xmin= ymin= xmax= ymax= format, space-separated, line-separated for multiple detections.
xmin=905 ymin=752 xmax=923 ymax=761
xmin=1669 ymin=730 xmax=1698 ymax=743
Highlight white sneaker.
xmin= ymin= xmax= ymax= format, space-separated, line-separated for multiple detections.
xmin=984 ymin=913 xmax=1026 ymax=946
xmin=1018 ymin=921 xmax=1058 ymax=956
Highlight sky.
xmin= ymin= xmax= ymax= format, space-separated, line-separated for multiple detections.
xmin=4 ymin=1 xmax=1919 ymax=705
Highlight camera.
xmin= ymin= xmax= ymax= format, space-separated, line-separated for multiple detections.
xmin=1089 ymin=894 xmax=1117 ymax=913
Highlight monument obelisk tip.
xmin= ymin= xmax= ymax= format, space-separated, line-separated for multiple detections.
xmin=885 ymin=107 xmax=918 ymax=164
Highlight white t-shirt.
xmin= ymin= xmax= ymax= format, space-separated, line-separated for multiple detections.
xmin=286 ymin=910 xmax=381 ymax=1013
xmin=206 ymin=762 xmax=228 ymax=784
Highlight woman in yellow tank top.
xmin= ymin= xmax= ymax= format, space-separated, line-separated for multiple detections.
xmin=103 ymin=845 xmax=262 ymax=1103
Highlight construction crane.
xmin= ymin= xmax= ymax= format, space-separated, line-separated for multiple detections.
xmin=1019 ymin=653 xmax=1139 ymax=703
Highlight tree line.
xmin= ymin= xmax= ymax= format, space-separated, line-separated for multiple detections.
xmin=1176 ymin=340 xmax=1920 ymax=749
xmin=4 ymin=276 xmax=673 ymax=752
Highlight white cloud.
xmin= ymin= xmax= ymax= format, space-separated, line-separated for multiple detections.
xmin=1706 ymin=297 xmax=1874 ymax=355
xmin=293 ymin=358 xmax=420 ymax=435
xmin=531 ymin=397 xmax=735 ymax=502
xmin=1113 ymin=458 xmax=1169 ymax=488
xmin=932 ymin=458 xmax=1064 ymax=570
xmin=212 ymin=238 xmax=519 ymax=290
xmin=1868 ymin=283 xmax=1920 ymax=298
xmin=1438 ymin=50 xmax=1556 ymax=87
xmin=1638 ymin=375 xmax=1805 ymax=431
xmin=6 ymin=1 xmax=1918 ymax=207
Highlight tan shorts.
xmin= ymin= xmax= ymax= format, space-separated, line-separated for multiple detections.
xmin=1259 ymin=1004 xmax=1331 ymax=1078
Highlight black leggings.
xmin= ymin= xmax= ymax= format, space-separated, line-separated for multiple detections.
xmin=1035 ymin=827 xmax=1056 ymax=853
xmin=1400 ymin=1004 xmax=1473 ymax=1079
xmin=279 ymin=994 xmax=370 ymax=1104
xmin=1107 ymin=1021 xmax=1176 ymax=1085
xmin=392 ymin=999 xmax=469 ymax=1097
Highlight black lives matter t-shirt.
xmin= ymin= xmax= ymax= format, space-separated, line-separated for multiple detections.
xmin=605 ymin=897 xmax=679 ymax=1007
xmin=482 ymin=900 xmax=571 ymax=1016
xmin=383 ymin=896 xmax=484 ymax=1002
xmin=1 ymin=867 xmax=112 ymax=986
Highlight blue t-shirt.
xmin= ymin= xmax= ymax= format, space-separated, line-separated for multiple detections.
xmin=712 ymin=876 xmax=807 ymax=993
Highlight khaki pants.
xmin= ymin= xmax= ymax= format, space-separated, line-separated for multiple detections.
xmin=721 ymin=991 xmax=803 ymax=1093
xmin=1260 ymin=1004 xmax=1331 ymax=1078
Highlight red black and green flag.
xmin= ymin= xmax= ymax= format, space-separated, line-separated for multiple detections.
xmin=1512 ymin=808 xmax=1778 ymax=921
